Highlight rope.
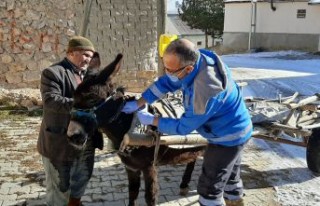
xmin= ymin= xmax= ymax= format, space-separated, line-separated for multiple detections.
xmin=151 ymin=93 xmax=184 ymax=164
xmin=152 ymin=131 xmax=161 ymax=166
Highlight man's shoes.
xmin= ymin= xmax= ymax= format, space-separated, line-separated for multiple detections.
xmin=225 ymin=198 xmax=244 ymax=206
xmin=68 ymin=197 xmax=81 ymax=206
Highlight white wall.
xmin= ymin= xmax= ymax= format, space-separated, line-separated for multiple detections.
xmin=182 ymin=35 xmax=214 ymax=49
xmin=224 ymin=3 xmax=251 ymax=33
xmin=224 ymin=2 xmax=320 ymax=34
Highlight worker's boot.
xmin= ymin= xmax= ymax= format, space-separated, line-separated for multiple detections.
xmin=67 ymin=197 xmax=81 ymax=206
xmin=225 ymin=198 xmax=244 ymax=206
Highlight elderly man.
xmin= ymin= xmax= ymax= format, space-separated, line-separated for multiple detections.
xmin=38 ymin=36 xmax=103 ymax=206
xmin=122 ymin=38 xmax=252 ymax=206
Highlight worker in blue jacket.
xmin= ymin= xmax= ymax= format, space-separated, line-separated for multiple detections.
xmin=122 ymin=38 xmax=252 ymax=206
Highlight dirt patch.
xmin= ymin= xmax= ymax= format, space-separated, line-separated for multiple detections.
xmin=0 ymin=88 xmax=42 ymax=110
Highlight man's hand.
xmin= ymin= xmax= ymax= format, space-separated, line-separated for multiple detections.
xmin=121 ymin=100 xmax=139 ymax=113
xmin=137 ymin=109 xmax=154 ymax=125
xmin=121 ymin=97 xmax=148 ymax=114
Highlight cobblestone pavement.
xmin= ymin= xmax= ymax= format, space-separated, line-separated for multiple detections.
xmin=1 ymin=112 xmax=320 ymax=206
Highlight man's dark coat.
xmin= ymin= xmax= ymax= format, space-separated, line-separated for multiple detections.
xmin=37 ymin=58 xmax=103 ymax=164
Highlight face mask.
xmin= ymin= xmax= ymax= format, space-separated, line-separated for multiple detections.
xmin=166 ymin=73 xmax=179 ymax=82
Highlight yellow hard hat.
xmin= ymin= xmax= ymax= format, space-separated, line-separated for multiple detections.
xmin=158 ymin=34 xmax=178 ymax=58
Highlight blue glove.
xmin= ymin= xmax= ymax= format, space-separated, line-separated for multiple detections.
xmin=121 ymin=100 xmax=139 ymax=113
xmin=137 ymin=109 xmax=154 ymax=125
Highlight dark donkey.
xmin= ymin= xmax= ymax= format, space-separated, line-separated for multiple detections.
xmin=67 ymin=54 xmax=205 ymax=206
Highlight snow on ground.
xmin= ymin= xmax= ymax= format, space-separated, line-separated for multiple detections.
xmin=222 ymin=50 xmax=320 ymax=206
xmin=222 ymin=50 xmax=320 ymax=98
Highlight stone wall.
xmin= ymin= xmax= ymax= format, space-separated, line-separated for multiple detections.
xmin=0 ymin=0 xmax=159 ymax=92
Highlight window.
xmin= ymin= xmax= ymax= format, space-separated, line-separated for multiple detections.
xmin=197 ymin=41 xmax=202 ymax=46
xmin=297 ymin=9 xmax=306 ymax=18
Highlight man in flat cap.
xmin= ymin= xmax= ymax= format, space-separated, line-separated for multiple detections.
xmin=38 ymin=36 xmax=103 ymax=206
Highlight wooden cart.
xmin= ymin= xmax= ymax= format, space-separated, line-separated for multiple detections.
xmin=122 ymin=91 xmax=320 ymax=174
xmin=245 ymin=92 xmax=320 ymax=174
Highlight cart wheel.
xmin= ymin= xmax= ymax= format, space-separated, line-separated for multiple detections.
xmin=306 ymin=128 xmax=320 ymax=175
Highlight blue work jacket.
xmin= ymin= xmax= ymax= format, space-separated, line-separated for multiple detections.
xmin=142 ymin=49 xmax=252 ymax=146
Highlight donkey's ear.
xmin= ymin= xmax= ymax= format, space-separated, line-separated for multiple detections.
xmin=95 ymin=54 xmax=123 ymax=84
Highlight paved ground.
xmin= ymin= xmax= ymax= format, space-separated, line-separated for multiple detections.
xmin=0 ymin=111 xmax=320 ymax=206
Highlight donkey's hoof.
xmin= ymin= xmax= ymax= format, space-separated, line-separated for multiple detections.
xmin=179 ymin=186 xmax=190 ymax=196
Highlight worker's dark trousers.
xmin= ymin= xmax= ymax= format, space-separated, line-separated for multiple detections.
xmin=197 ymin=143 xmax=245 ymax=206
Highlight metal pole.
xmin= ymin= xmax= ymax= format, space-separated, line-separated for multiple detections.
xmin=248 ymin=0 xmax=254 ymax=51
xmin=252 ymin=1 xmax=257 ymax=50
xmin=157 ymin=0 xmax=167 ymax=77
xmin=80 ymin=0 xmax=93 ymax=37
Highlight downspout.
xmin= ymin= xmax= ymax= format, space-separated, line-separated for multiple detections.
xmin=318 ymin=36 xmax=320 ymax=52
xmin=253 ymin=1 xmax=257 ymax=49
xmin=271 ymin=0 xmax=276 ymax=11
xmin=248 ymin=0 xmax=257 ymax=51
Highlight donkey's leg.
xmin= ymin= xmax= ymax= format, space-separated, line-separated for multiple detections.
xmin=179 ymin=160 xmax=196 ymax=196
xmin=126 ymin=167 xmax=141 ymax=206
xmin=142 ymin=165 xmax=158 ymax=206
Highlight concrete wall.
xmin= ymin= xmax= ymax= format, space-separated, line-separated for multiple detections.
xmin=165 ymin=16 xmax=180 ymax=34
xmin=223 ymin=1 xmax=320 ymax=52
xmin=180 ymin=35 xmax=214 ymax=49
xmin=0 ymin=0 xmax=159 ymax=92
xmin=165 ymin=15 xmax=214 ymax=49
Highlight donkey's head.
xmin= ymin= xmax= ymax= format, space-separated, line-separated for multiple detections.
xmin=67 ymin=54 xmax=130 ymax=149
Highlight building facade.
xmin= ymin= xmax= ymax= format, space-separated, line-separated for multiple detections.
xmin=223 ymin=0 xmax=320 ymax=52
